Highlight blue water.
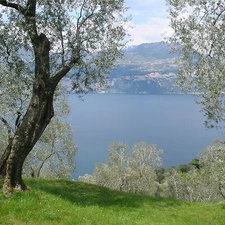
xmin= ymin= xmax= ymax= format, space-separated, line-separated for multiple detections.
xmin=67 ymin=94 xmax=223 ymax=179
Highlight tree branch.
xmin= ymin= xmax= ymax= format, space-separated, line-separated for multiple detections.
xmin=36 ymin=152 xmax=54 ymax=177
xmin=51 ymin=1 xmax=97 ymax=87
xmin=0 ymin=116 xmax=13 ymax=143
xmin=37 ymin=139 xmax=55 ymax=177
xmin=0 ymin=0 xmax=36 ymax=17
xmin=0 ymin=1 xmax=25 ymax=13
xmin=51 ymin=56 xmax=80 ymax=86
xmin=26 ymin=0 xmax=36 ymax=17
xmin=0 ymin=0 xmax=38 ymax=40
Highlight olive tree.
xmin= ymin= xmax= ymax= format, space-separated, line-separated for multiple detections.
xmin=23 ymin=118 xmax=77 ymax=179
xmin=0 ymin=0 xmax=128 ymax=196
xmin=198 ymin=139 xmax=225 ymax=201
xmin=163 ymin=140 xmax=225 ymax=202
xmin=89 ymin=142 xmax=130 ymax=191
xmin=79 ymin=142 xmax=163 ymax=195
xmin=128 ymin=142 xmax=162 ymax=195
xmin=166 ymin=0 xmax=225 ymax=128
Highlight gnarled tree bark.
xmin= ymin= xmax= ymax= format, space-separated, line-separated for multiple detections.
xmin=3 ymin=89 xmax=55 ymax=195
xmin=0 ymin=116 xmax=13 ymax=179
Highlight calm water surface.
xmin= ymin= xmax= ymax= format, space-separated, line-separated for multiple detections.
xmin=67 ymin=94 xmax=223 ymax=179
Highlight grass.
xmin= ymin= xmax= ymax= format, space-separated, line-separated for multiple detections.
xmin=0 ymin=179 xmax=225 ymax=225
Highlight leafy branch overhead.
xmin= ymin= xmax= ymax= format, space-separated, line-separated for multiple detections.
xmin=166 ymin=0 xmax=225 ymax=128
xmin=0 ymin=0 xmax=129 ymax=92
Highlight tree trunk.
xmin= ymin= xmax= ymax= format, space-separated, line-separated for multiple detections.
xmin=0 ymin=144 xmax=12 ymax=179
xmin=0 ymin=117 xmax=13 ymax=179
xmin=2 ymin=31 xmax=57 ymax=196
xmin=2 ymin=88 xmax=55 ymax=196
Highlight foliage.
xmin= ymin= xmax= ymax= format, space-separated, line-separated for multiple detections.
xmin=163 ymin=140 xmax=225 ymax=202
xmin=198 ymin=139 xmax=225 ymax=200
xmin=0 ymin=61 xmax=33 ymax=155
xmin=0 ymin=63 xmax=77 ymax=179
xmin=0 ymin=179 xmax=225 ymax=225
xmin=23 ymin=118 xmax=77 ymax=179
xmin=166 ymin=0 xmax=225 ymax=128
xmin=0 ymin=0 xmax=129 ymax=94
xmin=79 ymin=142 xmax=163 ymax=195
xmin=80 ymin=140 xmax=225 ymax=203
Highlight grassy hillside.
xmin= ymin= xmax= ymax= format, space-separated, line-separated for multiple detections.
xmin=0 ymin=179 xmax=225 ymax=225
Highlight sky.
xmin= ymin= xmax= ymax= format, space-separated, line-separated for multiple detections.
xmin=0 ymin=0 xmax=171 ymax=46
xmin=125 ymin=0 xmax=172 ymax=46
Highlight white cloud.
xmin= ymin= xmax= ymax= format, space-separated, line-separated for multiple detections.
xmin=124 ymin=0 xmax=172 ymax=45
xmin=127 ymin=16 xmax=173 ymax=46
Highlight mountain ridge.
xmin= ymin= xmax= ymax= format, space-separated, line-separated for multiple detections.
xmin=102 ymin=41 xmax=181 ymax=94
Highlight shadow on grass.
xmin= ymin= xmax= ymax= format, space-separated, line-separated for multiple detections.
xmin=26 ymin=178 xmax=183 ymax=209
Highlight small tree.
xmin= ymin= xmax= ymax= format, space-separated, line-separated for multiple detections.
xmin=92 ymin=142 xmax=130 ymax=190
xmin=23 ymin=118 xmax=77 ymax=179
xmin=0 ymin=0 xmax=128 ymax=196
xmin=166 ymin=0 xmax=225 ymax=128
xmin=198 ymin=140 xmax=225 ymax=201
xmin=80 ymin=142 xmax=163 ymax=195
xmin=128 ymin=142 xmax=163 ymax=195
xmin=163 ymin=140 xmax=225 ymax=202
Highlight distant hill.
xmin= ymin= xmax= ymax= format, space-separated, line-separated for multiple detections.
xmin=124 ymin=41 xmax=179 ymax=61
xmin=101 ymin=41 xmax=181 ymax=94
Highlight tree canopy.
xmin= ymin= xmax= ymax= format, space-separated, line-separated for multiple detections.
xmin=166 ymin=0 xmax=225 ymax=128
xmin=79 ymin=142 xmax=163 ymax=195
xmin=0 ymin=0 xmax=129 ymax=92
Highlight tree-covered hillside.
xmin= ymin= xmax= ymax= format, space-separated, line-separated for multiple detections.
xmin=103 ymin=42 xmax=181 ymax=94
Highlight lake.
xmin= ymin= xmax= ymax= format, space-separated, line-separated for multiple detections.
xmin=67 ymin=94 xmax=223 ymax=179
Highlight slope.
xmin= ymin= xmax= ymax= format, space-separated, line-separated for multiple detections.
xmin=0 ymin=179 xmax=224 ymax=225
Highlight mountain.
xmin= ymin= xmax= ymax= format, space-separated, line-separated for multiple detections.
xmin=124 ymin=41 xmax=179 ymax=61
xmin=101 ymin=41 xmax=181 ymax=94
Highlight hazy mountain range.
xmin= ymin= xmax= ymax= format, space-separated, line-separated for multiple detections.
xmin=101 ymin=41 xmax=181 ymax=94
